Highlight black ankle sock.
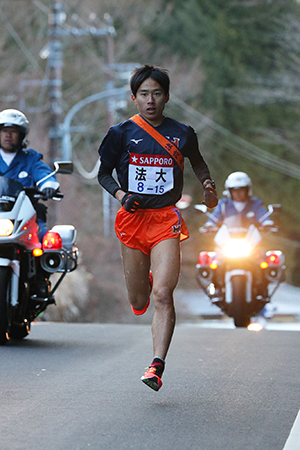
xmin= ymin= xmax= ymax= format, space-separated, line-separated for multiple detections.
xmin=151 ymin=357 xmax=165 ymax=378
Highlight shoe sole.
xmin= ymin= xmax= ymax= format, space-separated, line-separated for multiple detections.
xmin=141 ymin=376 xmax=162 ymax=391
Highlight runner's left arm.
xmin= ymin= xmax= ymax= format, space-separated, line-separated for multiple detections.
xmin=184 ymin=128 xmax=218 ymax=207
xmin=183 ymin=128 xmax=212 ymax=185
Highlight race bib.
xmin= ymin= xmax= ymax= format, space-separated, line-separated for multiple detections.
xmin=128 ymin=153 xmax=174 ymax=195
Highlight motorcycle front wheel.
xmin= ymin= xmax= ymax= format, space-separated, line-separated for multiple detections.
xmin=231 ymin=275 xmax=251 ymax=328
xmin=10 ymin=280 xmax=31 ymax=340
xmin=0 ymin=266 xmax=11 ymax=344
xmin=10 ymin=322 xmax=31 ymax=340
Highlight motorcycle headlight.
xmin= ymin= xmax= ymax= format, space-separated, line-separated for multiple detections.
xmin=223 ymin=239 xmax=253 ymax=258
xmin=0 ymin=219 xmax=14 ymax=236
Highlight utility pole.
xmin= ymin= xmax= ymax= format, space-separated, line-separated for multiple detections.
xmin=104 ymin=13 xmax=115 ymax=132
xmin=47 ymin=0 xmax=64 ymax=226
xmin=47 ymin=2 xmax=116 ymax=168
xmin=48 ymin=0 xmax=64 ymax=168
xmin=46 ymin=1 xmax=116 ymax=227
xmin=103 ymin=13 xmax=115 ymax=237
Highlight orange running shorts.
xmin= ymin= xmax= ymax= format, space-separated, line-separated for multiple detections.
xmin=115 ymin=205 xmax=189 ymax=255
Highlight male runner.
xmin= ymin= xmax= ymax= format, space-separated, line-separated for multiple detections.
xmin=98 ymin=65 xmax=218 ymax=391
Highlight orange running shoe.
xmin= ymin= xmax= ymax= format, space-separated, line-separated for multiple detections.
xmin=141 ymin=365 xmax=163 ymax=391
xmin=131 ymin=299 xmax=150 ymax=315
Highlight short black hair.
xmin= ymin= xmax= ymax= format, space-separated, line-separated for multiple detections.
xmin=130 ymin=65 xmax=170 ymax=97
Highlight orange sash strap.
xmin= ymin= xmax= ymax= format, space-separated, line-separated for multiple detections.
xmin=130 ymin=114 xmax=184 ymax=171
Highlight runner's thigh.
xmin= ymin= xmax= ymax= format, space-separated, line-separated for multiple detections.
xmin=150 ymin=237 xmax=181 ymax=293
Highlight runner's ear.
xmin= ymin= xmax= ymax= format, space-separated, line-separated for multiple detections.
xmin=131 ymin=93 xmax=137 ymax=105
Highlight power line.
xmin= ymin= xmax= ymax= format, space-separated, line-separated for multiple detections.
xmin=69 ymin=93 xmax=300 ymax=182
xmin=170 ymin=95 xmax=300 ymax=180
xmin=0 ymin=8 xmax=42 ymax=72
xmin=8 ymin=0 xmax=297 ymax=181
xmin=31 ymin=0 xmax=50 ymax=14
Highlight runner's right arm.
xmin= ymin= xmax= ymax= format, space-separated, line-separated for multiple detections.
xmin=97 ymin=162 xmax=121 ymax=197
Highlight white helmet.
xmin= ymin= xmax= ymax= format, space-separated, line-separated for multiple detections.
xmin=224 ymin=172 xmax=252 ymax=197
xmin=0 ymin=109 xmax=30 ymax=148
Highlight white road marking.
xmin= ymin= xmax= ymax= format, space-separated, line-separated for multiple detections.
xmin=283 ymin=410 xmax=300 ymax=449
xmin=183 ymin=321 xmax=300 ymax=331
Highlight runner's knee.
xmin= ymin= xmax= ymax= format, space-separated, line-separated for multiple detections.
xmin=153 ymin=286 xmax=174 ymax=308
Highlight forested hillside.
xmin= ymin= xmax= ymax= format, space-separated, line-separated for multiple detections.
xmin=1 ymin=0 xmax=299 ymax=322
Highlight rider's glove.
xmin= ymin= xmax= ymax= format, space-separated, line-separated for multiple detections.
xmin=121 ymin=192 xmax=144 ymax=213
xmin=203 ymin=182 xmax=218 ymax=209
xmin=41 ymin=187 xmax=57 ymax=199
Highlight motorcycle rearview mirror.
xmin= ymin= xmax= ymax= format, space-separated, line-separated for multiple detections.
xmin=54 ymin=161 xmax=74 ymax=175
xmin=176 ymin=194 xmax=192 ymax=209
xmin=195 ymin=204 xmax=220 ymax=223
xmin=36 ymin=161 xmax=74 ymax=187
xmin=269 ymin=204 xmax=281 ymax=214
xmin=194 ymin=204 xmax=208 ymax=213
xmin=259 ymin=203 xmax=282 ymax=224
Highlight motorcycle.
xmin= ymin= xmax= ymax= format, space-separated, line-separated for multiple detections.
xmin=195 ymin=204 xmax=285 ymax=327
xmin=0 ymin=161 xmax=78 ymax=344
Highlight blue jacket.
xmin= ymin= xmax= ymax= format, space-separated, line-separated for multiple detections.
xmin=206 ymin=196 xmax=270 ymax=226
xmin=0 ymin=148 xmax=58 ymax=188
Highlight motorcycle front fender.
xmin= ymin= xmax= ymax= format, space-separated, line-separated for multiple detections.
xmin=225 ymin=269 xmax=252 ymax=304
xmin=0 ymin=258 xmax=20 ymax=307
xmin=0 ymin=257 xmax=20 ymax=275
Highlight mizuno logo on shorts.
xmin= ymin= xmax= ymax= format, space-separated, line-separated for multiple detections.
xmin=131 ymin=139 xmax=143 ymax=144
xmin=172 ymin=225 xmax=180 ymax=233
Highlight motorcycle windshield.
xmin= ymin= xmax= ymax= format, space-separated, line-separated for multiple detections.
xmin=215 ymin=215 xmax=262 ymax=249
xmin=223 ymin=215 xmax=248 ymax=234
xmin=0 ymin=176 xmax=24 ymax=212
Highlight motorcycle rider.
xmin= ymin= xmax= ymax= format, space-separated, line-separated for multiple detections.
xmin=204 ymin=171 xmax=274 ymax=319
xmin=204 ymin=171 xmax=273 ymax=228
xmin=0 ymin=109 xmax=59 ymax=238
xmin=0 ymin=109 xmax=60 ymax=298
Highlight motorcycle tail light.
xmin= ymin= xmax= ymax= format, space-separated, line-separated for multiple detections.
xmin=198 ymin=251 xmax=215 ymax=266
xmin=42 ymin=231 xmax=63 ymax=250
xmin=198 ymin=252 xmax=212 ymax=266
xmin=266 ymin=252 xmax=281 ymax=265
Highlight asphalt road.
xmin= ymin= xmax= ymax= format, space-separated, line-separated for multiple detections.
xmin=1 ymin=322 xmax=300 ymax=450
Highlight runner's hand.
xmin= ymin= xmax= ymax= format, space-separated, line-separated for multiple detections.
xmin=121 ymin=193 xmax=144 ymax=213
xmin=203 ymin=186 xmax=218 ymax=208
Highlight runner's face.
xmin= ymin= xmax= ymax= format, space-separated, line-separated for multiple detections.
xmin=131 ymin=78 xmax=169 ymax=127
xmin=0 ymin=127 xmax=20 ymax=153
